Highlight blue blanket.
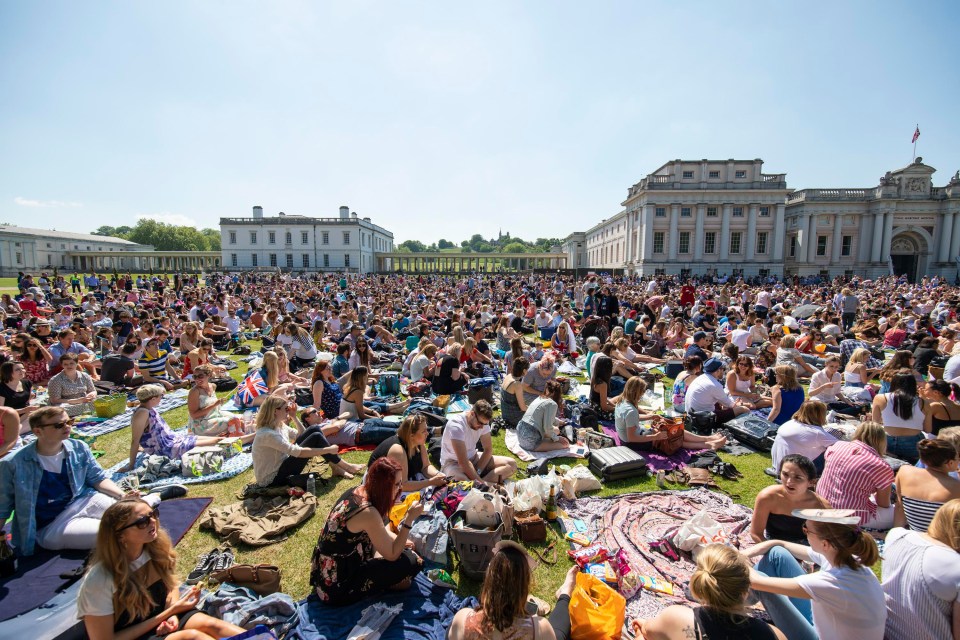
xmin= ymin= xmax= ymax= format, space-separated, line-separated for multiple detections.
xmin=291 ymin=572 xmax=477 ymax=640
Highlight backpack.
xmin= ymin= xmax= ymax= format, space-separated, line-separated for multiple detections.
xmin=378 ymin=373 xmax=400 ymax=396
xmin=578 ymin=405 xmax=600 ymax=430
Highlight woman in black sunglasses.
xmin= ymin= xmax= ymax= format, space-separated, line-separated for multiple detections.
xmin=77 ymin=497 xmax=244 ymax=640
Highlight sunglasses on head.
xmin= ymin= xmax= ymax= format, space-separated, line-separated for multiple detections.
xmin=118 ymin=508 xmax=160 ymax=532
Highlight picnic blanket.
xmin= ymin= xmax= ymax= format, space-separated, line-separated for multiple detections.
xmin=504 ymin=428 xmax=587 ymax=462
xmin=0 ymin=497 xmax=212 ymax=627
xmin=107 ymin=452 xmax=254 ymax=489
xmin=560 ymin=489 xmax=754 ymax=620
xmin=20 ymin=389 xmax=191 ymax=445
xmin=600 ymin=425 xmax=700 ymax=471
xmin=291 ymin=572 xmax=477 ymax=640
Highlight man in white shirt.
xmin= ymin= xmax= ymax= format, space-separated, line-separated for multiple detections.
xmin=685 ymin=358 xmax=751 ymax=423
xmin=728 ymin=324 xmax=752 ymax=352
xmin=439 ymin=401 xmax=517 ymax=482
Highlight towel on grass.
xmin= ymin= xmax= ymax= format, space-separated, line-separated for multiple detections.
xmin=600 ymin=425 xmax=700 ymax=471
xmin=107 ymin=452 xmax=253 ymax=489
xmin=504 ymin=428 xmax=587 ymax=462
xmin=292 ymin=572 xmax=477 ymax=640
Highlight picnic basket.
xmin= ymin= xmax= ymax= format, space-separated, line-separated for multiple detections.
xmin=94 ymin=393 xmax=127 ymax=418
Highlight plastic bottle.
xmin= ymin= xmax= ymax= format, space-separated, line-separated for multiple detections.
xmin=572 ymin=405 xmax=582 ymax=426
xmin=307 ymin=474 xmax=317 ymax=496
xmin=545 ymin=485 xmax=557 ymax=522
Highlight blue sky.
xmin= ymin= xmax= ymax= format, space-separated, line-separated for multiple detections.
xmin=2 ymin=1 xmax=957 ymax=245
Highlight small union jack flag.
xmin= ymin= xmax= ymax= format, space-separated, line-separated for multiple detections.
xmin=235 ymin=369 xmax=267 ymax=406
xmin=912 ymin=125 xmax=920 ymax=143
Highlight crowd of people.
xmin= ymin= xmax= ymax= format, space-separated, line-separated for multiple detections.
xmin=3 ymin=268 xmax=960 ymax=639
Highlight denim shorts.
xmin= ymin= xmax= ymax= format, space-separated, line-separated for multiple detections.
xmin=887 ymin=433 xmax=923 ymax=463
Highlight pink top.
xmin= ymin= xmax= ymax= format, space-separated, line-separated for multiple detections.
xmin=818 ymin=440 xmax=894 ymax=522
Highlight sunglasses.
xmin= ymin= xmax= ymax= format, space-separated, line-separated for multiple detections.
xmin=39 ymin=417 xmax=75 ymax=430
xmin=118 ymin=509 xmax=160 ymax=532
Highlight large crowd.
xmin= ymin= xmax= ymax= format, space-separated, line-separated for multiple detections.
xmin=2 ymin=268 xmax=960 ymax=640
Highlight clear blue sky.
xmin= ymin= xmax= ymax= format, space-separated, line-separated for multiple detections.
xmin=2 ymin=1 xmax=957 ymax=245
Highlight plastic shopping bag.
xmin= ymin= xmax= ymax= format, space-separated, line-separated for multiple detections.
xmin=509 ymin=478 xmax=543 ymax=513
xmin=569 ymin=571 xmax=626 ymax=640
xmin=459 ymin=489 xmax=498 ymax=528
xmin=672 ymin=510 xmax=727 ymax=557
xmin=389 ymin=492 xmax=422 ymax=529
xmin=561 ymin=466 xmax=602 ymax=499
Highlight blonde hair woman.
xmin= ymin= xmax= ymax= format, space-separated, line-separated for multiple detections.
xmin=77 ymin=498 xmax=244 ymax=640
xmin=771 ymin=399 xmax=837 ymax=474
xmin=818 ymin=421 xmax=895 ymax=528
xmin=634 ymin=544 xmax=786 ymax=639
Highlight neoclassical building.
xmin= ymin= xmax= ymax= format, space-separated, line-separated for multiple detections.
xmin=784 ymin=158 xmax=960 ymax=281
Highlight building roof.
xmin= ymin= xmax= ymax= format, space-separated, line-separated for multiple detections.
xmin=0 ymin=224 xmax=144 ymax=245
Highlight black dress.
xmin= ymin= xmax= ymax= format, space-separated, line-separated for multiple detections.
xmin=367 ymin=435 xmax=424 ymax=479
xmin=693 ymin=606 xmax=777 ymax=639
xmin=0 ymin=380 xmax=31 ymax=410
xmin=432 ymin=355 xmax=466 ymax=395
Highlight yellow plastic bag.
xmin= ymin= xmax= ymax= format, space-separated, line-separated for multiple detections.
xmin=569 ymin=571 xmax=626 ymax=640
xmin=389 ymin=492 xmax=421 ymax=529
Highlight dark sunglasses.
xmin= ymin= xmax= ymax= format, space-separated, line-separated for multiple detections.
xmin=39 ymin=418 xmax=74 ymax=430
xmin=118 ymin=509 xmax=160 ymax=532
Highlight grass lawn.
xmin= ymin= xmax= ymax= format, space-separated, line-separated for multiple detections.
xmin=88 ymin=346 xmax=781 ymax=602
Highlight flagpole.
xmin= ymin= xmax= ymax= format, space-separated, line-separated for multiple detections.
xmin=913 ymin=123 xmax=918 ymax=161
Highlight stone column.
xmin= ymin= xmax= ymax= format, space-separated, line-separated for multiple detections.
xmin=796 ymin=213 xmax=809 ymax=262
xmin=643 ymin=204 xmax=655 ymax=263
xmin=871 ymin=211 xmax=885 ymax=262
xmin=694 ymin=204 xmax=705 ymax=261
xmin=882 ymin=211 xmax=894 ymax=261
xmin=745 ymin=204 xmax=758 ymax=261
xmin=807 ymin=214 xmax=818 ymax=263
xmin=772 ymin=203 xmax=786 ymax=261
xmin=831 ymin=213 xmax=844 ymax=263
xmin=669 ymin=204 xmax=680 ymax=261
xmin=950 ymin=213 xmax=960 ymax=263
xmin=719 ymin=204 xmax=732 ymax=261
xmin=938 ymin=213 xmax=953 ymax=263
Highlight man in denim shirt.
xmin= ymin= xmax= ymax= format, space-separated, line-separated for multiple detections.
xmin=0 ymin=406 xmax=159 ymax=556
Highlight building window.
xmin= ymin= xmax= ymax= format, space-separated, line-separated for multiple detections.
xmin=733 ymin=206 xmax=743 ymax=217
xmin=655 ymin=207 xmax=666 ymax=217
xmin=302 ymin=254 xmax=310 ymax=268
xmin=15 ymin=252 xmax=22 ymax=264
xmin=323 ymin=254 xmax=330 ymax=267
xmin=653 ymin=232 xmax=665 ymax=254
xmin=285 ymin=232 xmax=292 ymax=244
xmin=268 ymin=231 xmax=276 ymax=244
xmin=231 ymin=253 xmax=237 ymax=267
xmin=301 ymin=231 xmax=309 ymax=244
xmin=704 ymin=232 xmax=716 ymax=254
xmin=756 ymin=232 xmax=768 ymax=255
xmin=759 ymin=206 xmax=770 ymax=217
xmin=252 ymin=254 xmax=258 ymax=266
xmin=269 ymin=253 xmax=277 ymax=267
xmin=46 ymin=242 xmax=51 ymax=248
xmin=735 ymin=170 xmax=746 ymax=178
xmin=322 ymin=231 xmax=329 ymax=245
xmin=227 ymin=231 xmax=235 ymax=245
xmin=680 ymin=207 xmax=691 ymax=217
xmin=679 ymin=232 xmax=690 ymax=254
xmin=759 ymin=268 xmax=769 ymax=277
xmin=708 ymin=171 xmax=720 ymax=178
xmin=682 ymin=170 xmax=694 ymax=179
xmin=790 ymin=236 xmax=797 ymax=257
xmin=730 ymin=232 xmax=742 ymax=254
xmin=707 ymin=207 xmax=718 ymax=217
xmin=841 ymin=235 xmax=852 ymax=256
xmin=343 ymin=231 xmax=350 ymax=245
xmin=655 ymin=268 xmax=666 ymax=275
xmin=344 ymin=254 xmax=351 ymax=268
xmin=816 ymin=235 xmax=828 ymax=256
xmin=250 ymin=232 xmax=257 ymax=244
xmin=285 ymin=254 xmax=294 ymax=268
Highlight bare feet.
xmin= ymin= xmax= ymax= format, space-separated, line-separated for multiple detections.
xmin=555 ymin=565 xmax=579 ymax=600
xmin=331 ymin=468 xmax=355 ymax=479
xmin=388 ymin=576 xmax=413 ymax=591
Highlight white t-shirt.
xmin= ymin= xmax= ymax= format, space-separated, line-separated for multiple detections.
xmin=796 ymin=549 xmax=886 ymax=640
xmin=770 ymin=420 xmax=838 ymax=470
xmin=440 ymin=412 xmax=490 ymax=466
xmin=728 ymin=328 xmax=751 ymax=350
xmin=37 ymin=449 xmax=66 ymax=473
xmin=76 ymin=552 xmax=151 ymax=618
xmin=808 ymin=369 xmax=842 ymax=403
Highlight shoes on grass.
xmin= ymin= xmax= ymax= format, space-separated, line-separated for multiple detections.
xmin=156 ymin=484 xmax=188 ymax=500
xmin=186 ymin=547 xmax=220 ymax=584
xmin=211 ymin=546 xmax=235 ymax=573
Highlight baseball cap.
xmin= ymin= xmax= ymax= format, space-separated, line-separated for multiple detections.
xmin=703 ymin=358 xmax=725 ymax=373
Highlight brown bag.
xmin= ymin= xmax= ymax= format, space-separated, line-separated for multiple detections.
xmin=653 ymin=416 xmax=684 ymax=456
xmin=209 ymin=563 xmax=281 ymax=595
xmin=514 ymin=510 xmax=547 ymax=543
xmin=686 ymin=467 xmax=718 ymax=489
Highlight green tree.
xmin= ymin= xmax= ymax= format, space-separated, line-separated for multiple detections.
xmin=399 ymin=239 xmax=427 ymax=253
xmin=502 ymin=241 xmax=528 ymax=253
xmin=92 ymin=225 xmax=133 ymax=238
xmin=437 ymin=239 xmax=454 ymax=249
xmin=200 ymin=228 xmax=221 ymax=251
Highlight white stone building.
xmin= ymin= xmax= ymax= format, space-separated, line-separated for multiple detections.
xmin=0 ymin=225 xmax=150 ymax=277
xmin=592 ymin=159 xmax=789 ymax=277
xmin=220 ymin=206 xmax=395 ymax=274
xmin=784 ymin=159 xmax=960 ymax=282
xmin=560 ymin=231 xmax=587 ymax=272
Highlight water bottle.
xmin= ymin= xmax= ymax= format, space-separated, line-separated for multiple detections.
xmin=307 ymin=474 xmax=317 ymax=496
xmin=572 ymin=405 xmax=582 ymax=427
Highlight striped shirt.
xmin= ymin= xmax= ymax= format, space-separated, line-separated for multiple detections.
xmin=138 ymin=350 xmax=169 ymax=376
xmin=900 ymin=495 xmax=943 ymax=532
xmin=818 ymin=440 xmax=894 ymax=523
xmin=882 ymin=528 xmax=960 ymax=640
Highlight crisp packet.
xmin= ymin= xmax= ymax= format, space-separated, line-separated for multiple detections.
xmin=568 ymin=544 xmax=609 ymax=568
xmin=615 ymin=549 xmax=641 ymax=598
xmin=427 ymin=568 xmax=457 ymax=589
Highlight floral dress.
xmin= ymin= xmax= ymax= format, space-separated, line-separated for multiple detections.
xmin=22 ymin=359 xmax=50 ymax=384
xmin=139 ymin=408 xmax=197 ymax=460
xmin=310 ymin=489 xmax=377 ymax=603
xmin=187 ymin=387 xmax=234 ymax=435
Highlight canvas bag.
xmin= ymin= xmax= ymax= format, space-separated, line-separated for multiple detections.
xmin=181 ymin=446 xmax=224 ymax=477
xmin=569 ymin=571 xmax=626 ymax=640
xmin=672 ymin=510 xmax=727 ymax=558
xmin=560 ymin=466 xmax=602 ymax=499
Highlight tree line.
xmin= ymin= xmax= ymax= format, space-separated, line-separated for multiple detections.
xmin=92 ymin=219 xmax=221 ymax=251
xmin=397 ymin=233 xmax=563 ymax=254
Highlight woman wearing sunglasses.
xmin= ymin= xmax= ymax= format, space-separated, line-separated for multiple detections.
xmin=77 ymin=497 xmax=245 ymax=640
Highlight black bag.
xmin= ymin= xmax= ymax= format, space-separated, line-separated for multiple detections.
xmin=685 ymin=411 xmax=716 ymax=435
xmin=294 ymin=387 xmax=314 ymax=407
xmin=212 ymin=377 xmax=238 ymax=392
xmin=467 ymin=385 xmax=494 ymax=405
xmin=588 ymin=446 xmax=648 ymax=482
xmin=577 ymin=406 xmax=599 ymax=430
xmin=641 ymin=339 xmax=664 ymax=359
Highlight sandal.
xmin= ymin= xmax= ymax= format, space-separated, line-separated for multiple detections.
xmin=525 ymin=594 xmax=552 ymax=616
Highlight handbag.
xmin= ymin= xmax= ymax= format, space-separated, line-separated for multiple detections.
xmin=584 ymin=430 xmax=616 ymax=451
xmin=653 ymin=416 xmax=684 ymax=456
xmin=209 ymin=564 xmax=282 ymax=596
xmin=684 ymin=410 xmax=716 ymax=435
xmin=514 ymin=509 xmax=547 ymax=543
xmin=213 ymin=377 xmax=239 ymax=392
xmin=293 ymin=386 xmax=314 ymax=407
xmin=569 ymin=571 xmax=626 ymax=640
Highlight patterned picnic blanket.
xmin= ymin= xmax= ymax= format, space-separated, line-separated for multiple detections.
xmin=560 ymin=489 xmax=754 ymax=620
xmin=106 ymin=451 xmax=253 ymax=489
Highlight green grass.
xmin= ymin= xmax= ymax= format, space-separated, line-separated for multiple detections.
xmin=88 ymin=348 xmax=780 ymax=602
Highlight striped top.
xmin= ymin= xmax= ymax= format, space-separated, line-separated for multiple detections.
xmin=882 ymin=528 xmax=960 ymax=640
xmin=138 ymin=350 xmax=169 ymax=376
xmin=901 ymin=495 xmax=943 ymax=532
xmin=818 ymin=440 xmax=894 ymax=523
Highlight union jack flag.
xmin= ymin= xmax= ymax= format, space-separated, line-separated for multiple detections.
xmin=912 ymin=125 xmax=920 ymax=143
xmin=235 ymin=369 xmax=267 ymax=406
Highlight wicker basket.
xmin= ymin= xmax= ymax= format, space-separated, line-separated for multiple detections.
xmin=94 ymin=393 xmax=127 ymax=419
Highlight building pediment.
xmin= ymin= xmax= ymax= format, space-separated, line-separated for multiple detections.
xmin=881 ymin=157 xmax=936 ymax=198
